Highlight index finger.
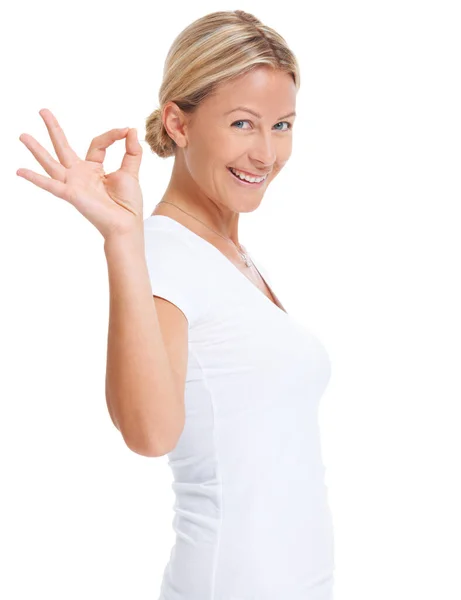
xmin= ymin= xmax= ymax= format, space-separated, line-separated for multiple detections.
xmin=39 ymin=108 xmax=80 ymax=169
xmin=85 ymin=128 xmax=130 ymax=163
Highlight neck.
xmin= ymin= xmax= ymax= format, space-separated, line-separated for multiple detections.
xmin=157 ymin=154 xmax=241 ymax=244
xmin=157 ymin=196 xmax=241 ymax=246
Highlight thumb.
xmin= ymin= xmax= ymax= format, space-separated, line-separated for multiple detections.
xmin=120 ymin=128 xmax=142 ymax=178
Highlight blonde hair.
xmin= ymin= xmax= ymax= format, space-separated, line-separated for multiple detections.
xmin=145 ymin=10 xmax=301 ymax=159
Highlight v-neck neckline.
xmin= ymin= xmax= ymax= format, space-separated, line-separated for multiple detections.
xmin=146 ymin=214 xmax=288 ymax=316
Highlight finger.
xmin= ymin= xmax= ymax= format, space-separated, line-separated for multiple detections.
xmin=39 ymin=108 xmax=80 ymax=169
xmin=19 ymin=133 xmax=67 ymax=182
xmin=120 ymin=128 xmax=143 ymax=179
xmin=17 ymin=167 xmax=70 ymax=202
xmin=85 ymin=128 xmax=130 ymax=163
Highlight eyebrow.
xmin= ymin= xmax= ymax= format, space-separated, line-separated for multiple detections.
xmin=224 ymin=106 xmax=296 ymax=120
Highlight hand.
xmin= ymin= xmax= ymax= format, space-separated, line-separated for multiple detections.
xmin=17 ymin=108 xmax=145 ymax=240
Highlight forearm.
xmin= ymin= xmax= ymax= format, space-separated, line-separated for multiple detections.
xmin=104 ymin=230 xmax=182 ymax=456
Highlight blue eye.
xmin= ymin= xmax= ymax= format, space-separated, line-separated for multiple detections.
xmin=274 ymin=121 xmax=292 ymax=131
xmin=231 ymin=120 xmax=292 ymax=131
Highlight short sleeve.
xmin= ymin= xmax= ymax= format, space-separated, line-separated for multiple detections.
xmin=143 ymin=221 xmax=210 ymax=327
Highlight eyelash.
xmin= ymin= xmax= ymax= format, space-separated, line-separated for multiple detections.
xmin=231 ymin=120 xmax=292 ymax=131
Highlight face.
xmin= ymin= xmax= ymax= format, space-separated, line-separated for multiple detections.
xmin=163 ymin=66 xmax=297 ymax=217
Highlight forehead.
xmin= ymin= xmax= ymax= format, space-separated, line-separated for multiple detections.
xmin=204 ymin=67 xmax=296 ymax=116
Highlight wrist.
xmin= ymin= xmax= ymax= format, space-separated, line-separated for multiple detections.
xmin=104 ymin=227 xmax=145 ymax=256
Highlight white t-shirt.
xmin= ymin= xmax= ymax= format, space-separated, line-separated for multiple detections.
xmin=143 ymin=214 xmax=335 ymax=600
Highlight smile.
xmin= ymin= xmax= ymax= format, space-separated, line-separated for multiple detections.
xmin=227 ymin=167 xmax=268 ymax=187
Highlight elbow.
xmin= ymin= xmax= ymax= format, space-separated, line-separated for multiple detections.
xmin=127 ymin=442 xmax=164 ymax=458
xmin=138 ymin=409 xmax=185 ymax=457
xmin=121 ymin=430 xmax=164 ymax=457
xmin=114 ymin=402 xmax=185 ymax=458
xmin=123 ymin=429 xmax=181 ymax=458
xmin=136 ymin=430 xmax=184 ymax=458
xmin=142 ymin=433 xmax=181 ymax=457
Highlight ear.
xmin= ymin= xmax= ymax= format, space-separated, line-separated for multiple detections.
xmin=163 ymin=101 xmax=190 ymax=149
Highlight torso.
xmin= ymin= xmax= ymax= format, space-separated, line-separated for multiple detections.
xmin=142 ymin=213 xmax=334 ymax=598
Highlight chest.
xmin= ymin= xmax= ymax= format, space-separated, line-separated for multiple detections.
xmin=231 ymin=259 xmax=287 ymax=313
xmin=183 ymin=312 xmax=331 ymax=467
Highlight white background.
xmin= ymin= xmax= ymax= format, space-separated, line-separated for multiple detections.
xmin=2 ymin=1 xmax=460 ymax=598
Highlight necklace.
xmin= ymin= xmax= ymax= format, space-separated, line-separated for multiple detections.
xmin=157 ymin=200 xmax=253 ymax=268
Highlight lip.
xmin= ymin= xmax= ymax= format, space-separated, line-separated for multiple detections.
xmin=227 ymin=166 xmax=268 ymax=188
xmin=228 ymin=166 xmax=271 ymax=178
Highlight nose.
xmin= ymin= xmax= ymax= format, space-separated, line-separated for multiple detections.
xmin=249 ymin=129 xmax=277 ymax=167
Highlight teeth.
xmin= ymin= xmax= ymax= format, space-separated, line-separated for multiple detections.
xmin=229 ymin=167 xmax=267 ymax=183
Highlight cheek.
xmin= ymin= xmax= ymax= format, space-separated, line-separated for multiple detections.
xmin=186 ymin=137 xmax=220 ymax=177
xmin=275 ymin=156 xmax=289 ymax=173
xmin=203 ymin=132 xmax=234 ymax=164
xmin=278 ymin=142 xmax=293 ymax=165
xmin=279 ymin=137 xmax=293 ymax=159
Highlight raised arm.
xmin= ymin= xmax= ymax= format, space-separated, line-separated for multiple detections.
xmin=17 ymin=108 xmax=185 ymax=457
xmin=104 ymin=230 xmax=186 ymax=457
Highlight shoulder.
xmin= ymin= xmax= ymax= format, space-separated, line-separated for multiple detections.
xmin=143 ymin=217 xmax=211 ymax=327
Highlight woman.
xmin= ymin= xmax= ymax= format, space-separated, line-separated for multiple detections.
xmin=17 ymin=9 xmax=335 ymax=600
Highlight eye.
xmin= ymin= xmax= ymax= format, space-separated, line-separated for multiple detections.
xmin=231 ymin=120 xmax=292 ymax=131
xmin=273 ymin=121 xmax=292 ymax=131
xmin=231 ymin=120 xmax=252 ymax=130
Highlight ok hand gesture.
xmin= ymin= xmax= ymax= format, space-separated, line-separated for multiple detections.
xmin=17 ymin=109 xmax=144 ymax=240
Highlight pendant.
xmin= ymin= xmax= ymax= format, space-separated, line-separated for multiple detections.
xmin=240 ymin=252 xmax=252 ymax=267
xmin=237 ymin=243 xmax=252 ymax=267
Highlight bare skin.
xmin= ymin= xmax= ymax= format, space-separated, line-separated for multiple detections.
xmin=151 ymin=65 xmax=296 ymax=304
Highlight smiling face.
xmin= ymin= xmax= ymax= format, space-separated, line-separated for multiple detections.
xmin=162 ymin=66 xmax=297 ymax=218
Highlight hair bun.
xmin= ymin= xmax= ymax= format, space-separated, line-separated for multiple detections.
xmin=145 ymin=106 xmax=176 ymax=159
